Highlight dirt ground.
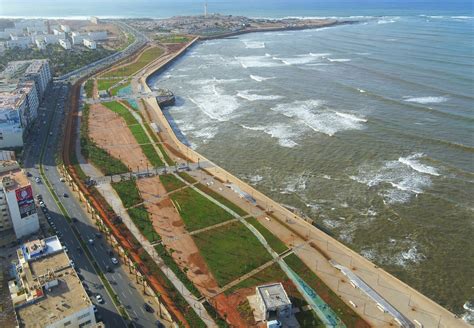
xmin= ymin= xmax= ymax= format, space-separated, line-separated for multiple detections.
xmin=89 ymin=103 xmax=148 ymax=170
xmin=90 ymin=100 xmax=247 ymax=327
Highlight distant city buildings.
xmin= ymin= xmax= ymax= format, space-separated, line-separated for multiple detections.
xmin=8 ymin=236 xmax=96 ymax=327
xmin=0 ymin=160 xmax=39 ymax=238
xmin=0 ymin=19 xmax=108 ymax=51
xmin=0 ymin=59 xmax=52 ymax=148
xmin=83 ymin=38 xmax=97 ymax=50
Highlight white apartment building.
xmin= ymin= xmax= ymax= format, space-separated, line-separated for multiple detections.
xmin=53 ymin=29 xmax=66 ymax=38
xmin=0 ymin=60 xmax=51 ymax=148
xmin=87 ymin=31 xmax=107 ymax=41
xmin=60 ymin=24 xmax=71 ymax=33
xmin=83 ymin=38 xmax=97 ymax=50
xmin=59 ymin=38 xmax=72 ymax=50
xmin=6 ymin=36 xmax=32 ymax=49
xmin=43 ymin=34 xmax=63 ymax=44
xmin=0 ymin=161 xmax=39 ymax=238
xmin=71 ymin=32 xmax=86 ymax=45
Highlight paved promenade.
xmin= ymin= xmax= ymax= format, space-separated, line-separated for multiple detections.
xmin=135 ymin=38 xmax=469 ymax=328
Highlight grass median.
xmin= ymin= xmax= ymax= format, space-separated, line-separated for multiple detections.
xmin=245 ymin=217 xmax=288 ymax=254
xmin=102 ymin=47 xmax=164 ymax=78
xmin=192 ymin=221 xmax=272 ymax=287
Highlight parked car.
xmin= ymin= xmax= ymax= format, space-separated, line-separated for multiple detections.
xmin=111 ymin=257 xmax=118 ymax=265
xmin=62 ymin=193 xmax=68 ymax=198
xmin=143 ymin=303 xmax=154 ymax=313
xmin=95 ymin=294 xmax=104 ymax=304
xmin=35 ymin=177 xmax=41 ymax=183
xmin=88 ymin=239 xmax=94 ymax=245
xmin=105 ymin=266 xmax=113 ymax=273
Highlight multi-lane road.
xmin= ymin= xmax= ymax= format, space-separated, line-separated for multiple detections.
xmin=22 ymin=82 xmax=162 ymax=328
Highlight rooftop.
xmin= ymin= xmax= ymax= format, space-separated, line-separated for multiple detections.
xmin=13 ymin=236 xmax=92 ymax=328
xmin=0 ymin=166 xmax=30 ymax=192
xmin=257 ymin=283 xmax=292 ymax=310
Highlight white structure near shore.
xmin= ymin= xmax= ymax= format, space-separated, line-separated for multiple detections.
xmin=256 ymin=283 xmax=292 ymax=322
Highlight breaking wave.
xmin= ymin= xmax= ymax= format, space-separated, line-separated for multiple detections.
xmin=403 ymin=96 xmax=449 ymax=104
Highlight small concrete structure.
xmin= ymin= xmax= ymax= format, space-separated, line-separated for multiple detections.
xmin=256 ymin=283 xmax=292 ymax=322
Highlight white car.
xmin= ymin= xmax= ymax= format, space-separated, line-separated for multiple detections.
xmin=95 ymin=294 xmax=104 ymax=303
xmin=111 ymin=257 xmax=118 ymax=265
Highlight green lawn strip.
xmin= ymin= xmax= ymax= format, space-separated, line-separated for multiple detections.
xmin=192 ymin=221 xmax=272 ymax=287
xmin=103 ymin=101 xmax=164 ymax=167
xmin=170 ymin=187 xmax=234 ymax=232
xmin=292 ymin=297 xmax=325 ymax=328
xmin=110 ymin=82 xmax=130 ymax=96
xmin=245 ymin=217 xmax=288 ymax=254
xmin=102 ymin=101 xmax=137 ymax=125
xmin=84 ymin=79 xmax=94 ymax=98
xmin=177 ymin=172 xmax=197 ymax=184
xmin=97 ymin=78 xmax=122 ymax=91
xmin=112 ymin=179 xmax=142 ymax=208
xmin=202 ymin=301 xmax=229 ymax=328
xmin=159 ymin=174 xmax=186 ymax=192
xmin=154 ymin=35 xmax=192 ymax=44
xmin=284 ymin=254 xmax=369 ymax=328
xmin=80 ymin=104 xmax=129 ymax=175
xmin=194 ymin=182 xmax=248 ymax=217
xmin=127 ymin=205 xmax=161 ymax=243
xmin=102 ymin=47 xmax=164 ymax=78
xmin=141 ymin=118 xmax=173 ymax=166
xmin=154 ymin=244 xmax=201 ymax=298
xmin=225 ymin=262 xmax=287 ymax=295
xmin=138 ymin=249 xmax=206 ymax=327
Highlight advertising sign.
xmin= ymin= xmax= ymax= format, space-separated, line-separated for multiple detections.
xmin=15 ymin=185 xmax=36 ymax=218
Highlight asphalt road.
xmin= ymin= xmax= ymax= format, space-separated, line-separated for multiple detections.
xmin=22 ymin=82 xmax=160 ymax=328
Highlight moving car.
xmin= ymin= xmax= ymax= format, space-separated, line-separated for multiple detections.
xmin=111 ymin=257 xmax=118 ymax=265
xmin=143 ymin=303 xmax=154 ymax=313
xmin=95 ymin=294 xmax=104 ymax=304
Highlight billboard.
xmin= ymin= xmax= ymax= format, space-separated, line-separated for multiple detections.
xmin=15 ymin=185 xmax=36 ymax=218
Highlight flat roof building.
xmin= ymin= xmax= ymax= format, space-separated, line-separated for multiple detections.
xmin=0 ymin=161 xmax=39 ymax=238
xmin=9 ymin=236 xmax=96 ymax=328
xmin=59 ymin=38 xmax=72 ymax=50
xmin=256 ymin=283 xmax=292 ymax=322
xmin=83 ymin=38 xmax=97 ymax=50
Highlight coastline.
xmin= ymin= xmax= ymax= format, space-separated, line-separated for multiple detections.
xmin=136 ymin=29 xmax=469 ymax=328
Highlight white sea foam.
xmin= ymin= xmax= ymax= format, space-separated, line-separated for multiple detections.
xmin=281 ymin=174 xmax=309 ymax=194
xmin=357 ymin=88 xmax=366 ymax=93
xmin=237 ymin=90 xmax=283 ymax=102
xmin=243 ymin=40 xmax=266 ymax=49
xmin=235 ymin=55 xmax=281 ymax=68
xmin=327 ymin=58 xmax=351 ymax=62
xmin=322 ymin=219 xmax=341 ymax=229
xmin=192 ymin=126 xmax=218 ymax=142
xmin=377 ymin=19 xmax=396 ymax=24
xmin=189 ymin=83 xmax=240 ymax=122
xmin=249 ymin=75 xmax=274 ymax=82
xmin=350 ymin=153 xmax=438 ymax=204
xmin=272 ymin=100 xmax=367 ymax=136
xmin=241 ymin=123 xmax=299 ymax=148
xmin=249 ymin=175 xmax=263 ymax=184
xmin=398 ymin=153 xmax=440 ymax=176
xmin=394 ymin=245 xmax=425 ymax=267
xmin=404 ymin=96 xmax=448 ymax=104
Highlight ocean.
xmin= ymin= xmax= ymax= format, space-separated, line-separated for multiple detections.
xmin=146 ymin=14 xmax=474 ymax=319
xmin=3 ymin=0 xmax=473 ymax=321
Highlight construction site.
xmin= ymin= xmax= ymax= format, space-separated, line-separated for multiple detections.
xmin=60 ymin=27 xmax=469 ymax=328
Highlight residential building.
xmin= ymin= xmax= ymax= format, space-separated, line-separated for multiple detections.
xmin=52 ymin=29 xmax=65 ymax=38
xmin=83 ymin=38 xmax=97 ymax=50
xmin=6 ymin=36 xmax=32 ymax=49
xmin=90 ymin=16 xmax=100 ymax=24
xmin=43 ymin=34 xmax=63 ymax=44
xmin=59 ymin=38 xmax=72 ymax=50
xmin=0 ymin=60 xmax=51 ymax=148
xmin=71 ymin=32 xmax=86 ymax=45
xmin=0 ymin=161 xmax=39 ymax=238
xmin=9 ymin=236 xmax=96 ymax=328
xmin=60 ymin=24 xmax=71 ymax=33
xmin=87 ymin=31 xmax=107 ymax=41
xmin=34 ymin=39 xmax=46 ymax=50
xmin=256 ymin=283 xmax=292 ymax=322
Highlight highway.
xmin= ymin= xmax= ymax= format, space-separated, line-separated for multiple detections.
xmin=22 ymin=82 xmax=161 ymax=328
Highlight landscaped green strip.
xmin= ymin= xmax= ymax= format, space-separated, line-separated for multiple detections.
xmin=97 ymin=78 xmax=122 ymax=91
xmin=128 ymin=205 xmax=161 ymax=243
xmin=292 ymin=297 xmax=325 ymax=328
xmin=170 ymin=187 xmax=234 ymax=232
xmin=102 ymin=47 xmax=165 ymax=78
xmin=154 ymin=244 xmax=201 ymax=298
xmin=284 ymin=254 xmax=369 ymax=328
xmin=195 ymin=182 xmax=248 ymax=217
xmin=225 ymin=262 xmax=287 ymax=295
xmin=202 ymin=301 xmax=229 ymax=328
xmin=112 ymin=179 xmax=142 ymax=208
xmin=177 ymin=172 xmax=197 ymax=184
xmin=84 ymin=79 xmax=94 ymax=98
xmin=138 ymin=249 xmax=206 ymax=327
xmin=41 ymin=101 xmax=128 ymax=321
xmin=245 ymin=217 xmax=288 ymax=254
xmin=192 ymin=221 xmax=272 ymax=287
xmin=80 ymin=104 xmax=129 ymax=175
xmin=102 ymin=101 xmax=164 ymax=167
xmin=154 ymin=35 xmax=192 ymax=44
xmin=159 ymin=174 xmax=186 ymax=192
xmin=110 ymin=82 xmax=130 ymax=96
xmin=103 ymin=101 xmax=137 ymax=125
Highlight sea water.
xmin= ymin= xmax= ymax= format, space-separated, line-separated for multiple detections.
xmin=148 ymin=15 xmax=474 ymax=317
